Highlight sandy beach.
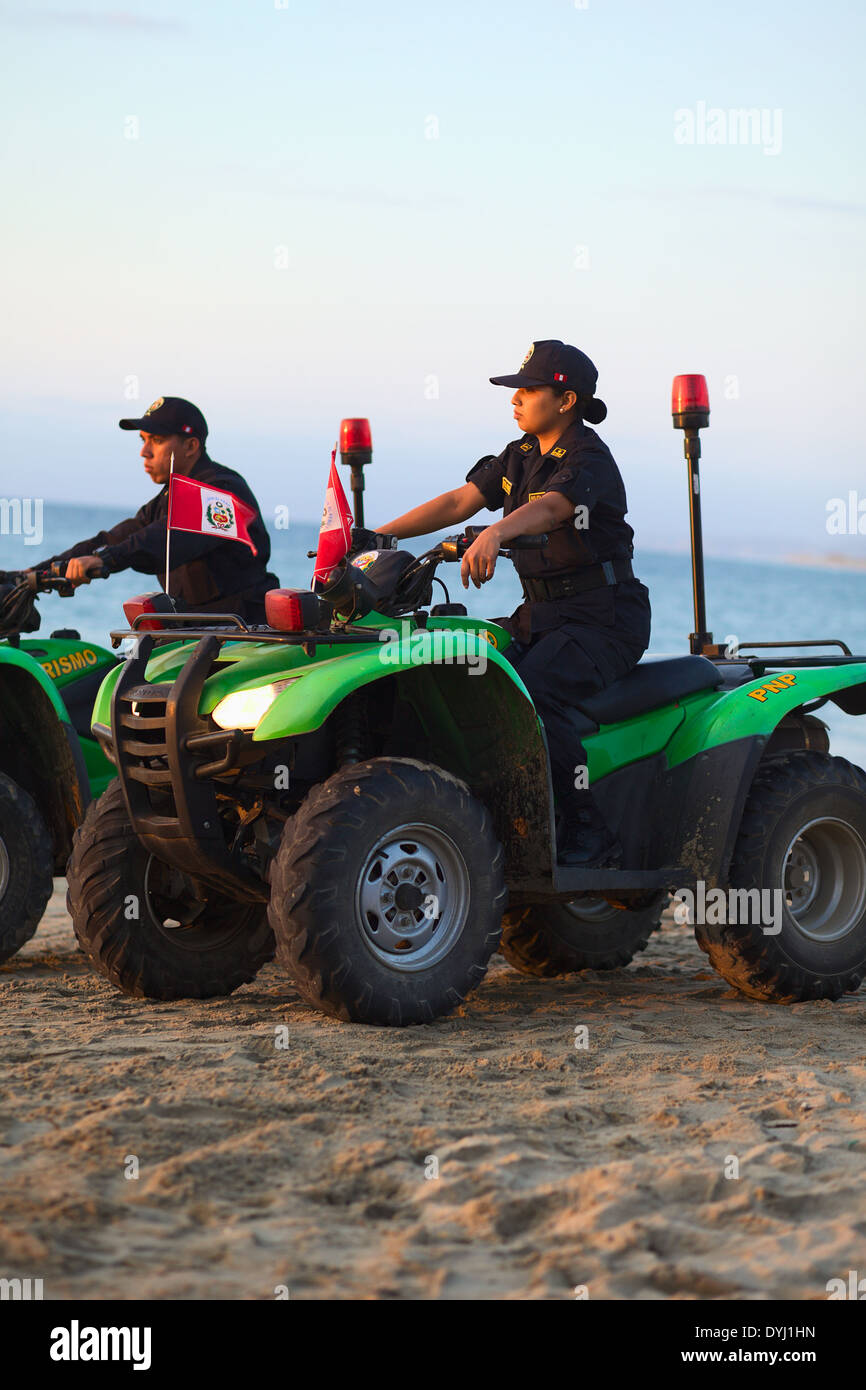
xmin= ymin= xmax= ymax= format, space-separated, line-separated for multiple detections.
xmin=1 ymin=882 xmax=865 ymax=1301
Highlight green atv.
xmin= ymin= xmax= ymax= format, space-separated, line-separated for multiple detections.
xmin=65 ymin=382 xmax=866 ymax=1023
xmin=66 ymin=504 xmax=866 ymax=1024
xmin=0 ymin=567 xmax=117 ymax=963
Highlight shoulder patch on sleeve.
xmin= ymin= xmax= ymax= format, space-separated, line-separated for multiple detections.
xmin=528 ymin=491 xmax=545 ymax=502
xmin=502 ymin=477 xmax=512 ymax=495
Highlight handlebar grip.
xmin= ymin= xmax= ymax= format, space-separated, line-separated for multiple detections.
xmin=49 ymin=560 xmax=108 ymax=581
xmin=441 ymin=530 xmax=549 ymax=559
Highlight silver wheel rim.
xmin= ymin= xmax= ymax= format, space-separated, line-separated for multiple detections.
xmin=355 ymin=822 xmax=470 ymax=972
xmin=564 ymin=896 xmax=619 ymax=924
xmin=783 ymin=816 xmax=866 ymax=943
xmin=0 ymin=836 xmax=9 ymax=901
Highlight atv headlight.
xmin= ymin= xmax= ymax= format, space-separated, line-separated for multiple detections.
xmin=211 ymin=678 xmax=298 ymax=731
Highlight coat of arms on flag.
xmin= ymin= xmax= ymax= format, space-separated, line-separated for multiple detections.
xmin=203 ymin=495 xmax=236 ymax=535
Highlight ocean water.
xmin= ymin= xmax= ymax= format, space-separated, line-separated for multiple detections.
xmin=8 ymin=501 xmax=866 ymax=767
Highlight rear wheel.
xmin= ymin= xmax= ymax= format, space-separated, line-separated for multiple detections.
xmin=696 ymin=752 xmax=866 ymax=1001
xmin=0 ymin=772 xmax=54 ymax=964
xmin=67 ymin=780 xmax=274 ymax=998
xmin=269 ymin=757 xmax=506 ymax=1024
xmin=501 ymin=893 xmax=667 ymax=977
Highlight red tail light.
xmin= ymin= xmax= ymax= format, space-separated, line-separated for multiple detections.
xmin=266 ymin=588 xmax=327 ymax=632
xmin=123 ymin=594 xmax=165 ymax=631
xmin=339 ymin=417 xmax=372 ymax=460
xmin=672 ymin=374 xmax=710 ymax=429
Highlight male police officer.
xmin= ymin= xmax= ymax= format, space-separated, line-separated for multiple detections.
xmin=378 ymin=340 xmax=651 ymax=867
xmin=36 ymin=396 xmax=278 ymax=623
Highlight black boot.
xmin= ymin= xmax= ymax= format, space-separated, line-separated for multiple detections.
xmin=557 ymin=804 xmax=623 ymax=868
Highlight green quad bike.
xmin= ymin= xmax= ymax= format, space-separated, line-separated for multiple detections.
xmin=0 ymin=567 xmax=117 ymax=963
xmin=66 ymin=463 xmax=866 ymax=1024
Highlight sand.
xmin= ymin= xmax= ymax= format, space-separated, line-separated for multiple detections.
xmin=1 ymin=882 xmax=865 ymax=1301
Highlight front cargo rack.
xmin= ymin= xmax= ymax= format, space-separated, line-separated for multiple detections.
xmin=110 ymin=610 xmax=387 ymax=656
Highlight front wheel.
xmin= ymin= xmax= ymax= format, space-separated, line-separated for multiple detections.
xmin=67 ymin=780 xmax=274 ymax=999
xmin=696 ymin=752 xmax=866 ymax=1001
xmin=268 ymin=757 xmax=506 ymax=1024
xmin=0 ymin=772 xmax=54 ymax=964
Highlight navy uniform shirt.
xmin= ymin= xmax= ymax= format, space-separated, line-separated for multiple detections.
xmin=38 ymin=453 xmax=279 ymax=619
xmin=465 ymin=417 xmax=651 ymax=654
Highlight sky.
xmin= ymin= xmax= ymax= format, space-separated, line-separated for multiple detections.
xmin=1 ymin=0 xmax=865 ymax=562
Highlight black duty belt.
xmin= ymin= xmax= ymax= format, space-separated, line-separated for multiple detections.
xmin=520 ymin=558 xmax=634 ymax=604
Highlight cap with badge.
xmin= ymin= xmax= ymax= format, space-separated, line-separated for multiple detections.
xmin=490 ymin=340 xmax=607 ymax=424
xmin=119 ymin=396 xmax=209 ymax=442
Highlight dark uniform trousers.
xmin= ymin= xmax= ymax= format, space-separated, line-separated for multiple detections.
xmin=465 ymin=417 xmax=651 ymax=823
xmin=503 ymin=613 xmax=649 ymax=821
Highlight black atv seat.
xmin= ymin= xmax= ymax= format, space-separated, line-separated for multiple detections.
xmin=574 ymin=654 xmax=723 ymax=725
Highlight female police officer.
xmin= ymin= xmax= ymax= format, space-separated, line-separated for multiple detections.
xmin=377 ymin=340 xmax=651 ymax=867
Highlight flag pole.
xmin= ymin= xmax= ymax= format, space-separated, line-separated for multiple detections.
xmin=164 ymin=450 xmax=175 ymax=595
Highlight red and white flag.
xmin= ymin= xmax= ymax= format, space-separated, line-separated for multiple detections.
xmin=313 ymin=448 xmax=353 ymax=584
xmin=167 ymin=474 xmax=259 ymax=555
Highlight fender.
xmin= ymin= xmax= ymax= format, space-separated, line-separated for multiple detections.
xmin=0 ymin=644 xmax=70 ymax=720
xmin=665 ymin=662 xmax=866 ymax=770
xmin=661 ymin=661 xmax=866 ymax=888
xmin=91 ymin=660 xmax=124 ymax=729
xmin=252 ymin=626 xmax=533 ymax=740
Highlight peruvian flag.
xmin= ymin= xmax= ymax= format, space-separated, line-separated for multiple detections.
xmin=313 ymin=448 xmax=353 ymax=584
xmin=167 ymin=474 xmax=259 ymax=555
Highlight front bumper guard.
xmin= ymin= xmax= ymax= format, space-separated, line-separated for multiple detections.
xmin=108 ymin=633 xmax=267 ymax=901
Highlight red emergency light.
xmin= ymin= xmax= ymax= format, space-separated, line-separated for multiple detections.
xmin=671 ymin=374 xmax=710 ymax=430
xmin=340 ymin=417 xmax=372 ymax=464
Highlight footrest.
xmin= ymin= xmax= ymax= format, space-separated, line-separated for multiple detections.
xmin=514 ymin=866 xmax=684 ymax=900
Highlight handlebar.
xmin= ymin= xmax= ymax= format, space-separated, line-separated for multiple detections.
xmin=311 ymin=524 xmax=552 ymax=623
xmin=439 ymin=526 xmax=548 ymax=560
xmin=26 ymin=561 xmax=109 ymax=597
xmin=0 ymin=560 xmax=107 ymax=639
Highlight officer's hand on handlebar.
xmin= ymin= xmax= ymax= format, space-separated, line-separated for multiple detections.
xmin=461 ymin=528 xmax=501 ymax=590
xmin=64 ymin=555 xmax=105 ymax=586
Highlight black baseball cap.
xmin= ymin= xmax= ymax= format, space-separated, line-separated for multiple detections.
xmin=119 ymin=396 xmax=208 ymax=442
xmin=490 ymin=340 xmax=607 ymax=423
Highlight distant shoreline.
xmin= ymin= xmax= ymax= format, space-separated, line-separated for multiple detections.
xmin=642 ymin=548 xmax=866 ymax=574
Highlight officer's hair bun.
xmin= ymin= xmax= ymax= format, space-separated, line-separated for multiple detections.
xmin=582 ymin=397 xmax=607 ymax=425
